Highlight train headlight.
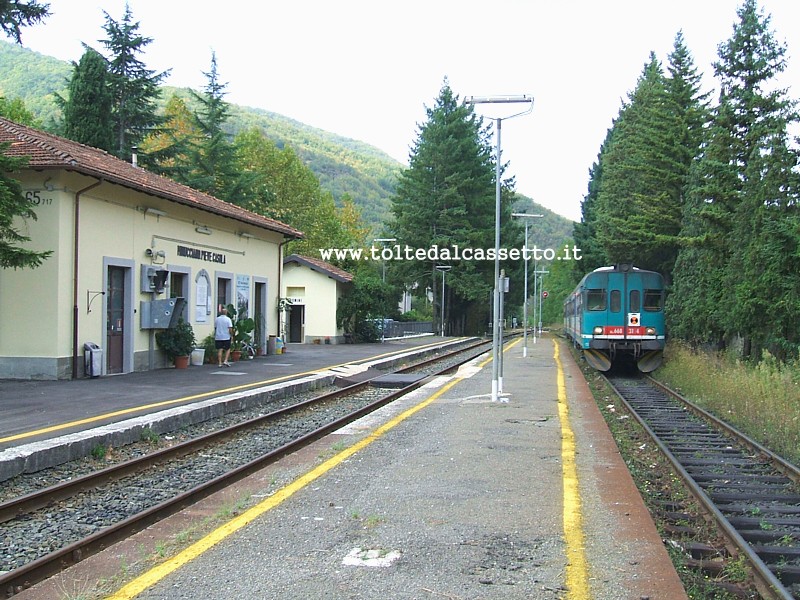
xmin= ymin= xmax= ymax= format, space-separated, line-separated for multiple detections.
xmin=646 ymin=327 xmax=656 ymax=335
xmin=593 ymin=326 xmax=603 ymax=335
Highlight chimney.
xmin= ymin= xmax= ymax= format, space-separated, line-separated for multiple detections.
xmin=131 ymin=146 xmax=138 ymax=167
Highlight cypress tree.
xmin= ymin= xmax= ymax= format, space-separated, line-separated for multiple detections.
xmin=61 ymin=47 xmax=114 ymax=152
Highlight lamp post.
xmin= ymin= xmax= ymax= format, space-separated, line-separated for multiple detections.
xmin=466 ymin=95 xmax=533 ymax=402
xmin=435 ymin=265 xmax=452 ymax=337
xmin=373 ymin=237 xmax=397 ymax=342
xmin=512 ymin=213 xmax=544 ymax=357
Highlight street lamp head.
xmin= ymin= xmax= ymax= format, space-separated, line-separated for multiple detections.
xmin=435 ymin=265 xmax=452 ymax=272
xmin=466 ymin=95 xmax=534 ymax=105
xmin=511 ymin=213 xmax=545 ymax=219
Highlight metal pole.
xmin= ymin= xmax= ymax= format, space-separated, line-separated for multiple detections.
xmin=441 ymin=268 xmax=446 ymax=336
xmin=511 ymin=213 xmax=543 ymax=356
xmin=491 ymin=117 xmax=501 ymax=401
xmin=532 ymin=259 xmax=538 ymax=344
xmin=523 ymin=220 xmax=528 ymax=356
xmin=499 ymin=269 xmax=505 ymax=394
xmin=465 ymin=95 xmax=533 ymax=402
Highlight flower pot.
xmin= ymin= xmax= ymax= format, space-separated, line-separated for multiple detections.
xmin=174 ymin=355 xmax=190 ymax=369
xmin=231 ymin=350 xmax=242 ymax=362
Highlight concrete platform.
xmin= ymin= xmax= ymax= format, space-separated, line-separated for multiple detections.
xmin=0 ymin=337 xmax=465 ymax=482
xmin=28 ymin=334 xmax=688 ymax=600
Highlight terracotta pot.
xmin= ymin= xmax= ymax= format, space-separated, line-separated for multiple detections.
xmin=174 ymin=355 xmax=190 ymax=369
xmin=231 ymin=350 xmax=242 ymax=362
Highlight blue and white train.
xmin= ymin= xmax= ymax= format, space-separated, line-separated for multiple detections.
xmin=564 ymin=264 xmax=666 ymax=372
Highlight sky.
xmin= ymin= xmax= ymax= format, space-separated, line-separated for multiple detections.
xmin=12 ymin=0 xmax=800 ymax=222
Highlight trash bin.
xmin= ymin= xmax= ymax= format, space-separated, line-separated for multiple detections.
xmin=83 ymin=342 xmax=103 ymax=378
xmin=267 ymin=335 xmax=277 ymax=355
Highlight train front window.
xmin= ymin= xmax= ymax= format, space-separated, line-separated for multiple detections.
xmin=610 ymin=290 xmax=621 ymax=312
xmin=586 ymin=289 xmax=606 ymax=311
xmin=644 ymin=289 xmax=664 ymax=311
xmin=630 ymin=290 xmax=641 ymax=312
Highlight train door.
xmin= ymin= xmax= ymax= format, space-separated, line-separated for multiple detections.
xmin=606 ymin=270 xmax=627 ymax=331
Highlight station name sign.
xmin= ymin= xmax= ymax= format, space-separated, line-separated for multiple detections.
xmin=177 ymin=245 xmax=227 ymax=264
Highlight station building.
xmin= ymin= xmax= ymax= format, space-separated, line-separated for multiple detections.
xmin=0 ymin=117 xmax=302 ymax=380
xmin=282 ymin=254 xmax=353 ymax=344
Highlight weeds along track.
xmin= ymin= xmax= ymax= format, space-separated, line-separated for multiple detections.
xmin=0 ymin=339 xmax=491 ymax=597
xmin=606 ymin=374 xmax=800 ymax=600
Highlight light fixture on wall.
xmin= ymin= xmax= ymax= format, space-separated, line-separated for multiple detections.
xmin=195 ymin=225 xmax=212 ymax=235
xmin=239 ymin=232 xmax=255 ymax=239
xmin=144 ymin=207 xmax=168 ymax=217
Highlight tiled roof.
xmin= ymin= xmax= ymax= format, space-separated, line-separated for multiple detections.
xmin=283 ymin=254 xmax=354 ymax=283
xmin=0 ymin=117 xmax=303 ymax=239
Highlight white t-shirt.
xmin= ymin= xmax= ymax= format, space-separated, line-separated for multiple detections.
xmin=214 ymin=314 xmax=233 ymax=340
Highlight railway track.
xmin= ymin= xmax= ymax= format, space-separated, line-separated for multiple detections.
xmin=606 ymin=374 xmax=800 ymax=600
xmin=0 ymin=339 xmax=491 ymax=598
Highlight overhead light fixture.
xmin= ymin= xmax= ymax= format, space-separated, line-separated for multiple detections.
xmin=239 ymin=232 xmax=255 ymax=239
xmin=195 ymin=225 xmax=212 ymax=235
xmin=144 ymin=207 xmax=167 ymax=217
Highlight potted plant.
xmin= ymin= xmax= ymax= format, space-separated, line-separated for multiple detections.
xmin=155 ymin=318 xmax=196 ymax=369
xmin=226 ymin=303 xmax=255 ymax=361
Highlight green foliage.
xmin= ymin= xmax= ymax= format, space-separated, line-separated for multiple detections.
xmin=537 ymin=244 xmax=581 ymax=326
xmin=594 ymin=53 xmax=689 ymax=276
xmin=0 ymin=42 xmax=70 ymax=126
xmin=336 ymin=267 xmax=398 ymax=341
xmin=155 ymin=318 xmax=196 ymax=360
xmin=390 ymin=79 xmax=508 ymax=335
xmin=669 ymin=0 xmax=800 ymax=359
xmin=178 ymin=52 xmax=257 ymax=203
xmin=100 ymin=4 xmax=168 ymax=160
xmin=0 ymin=143 xmax=52 ymax=269
xmin=0 ymin=96 xmax=37 ymax=125
xmin=0 ymin=42 xmax=400 ymax=232
xmin=225 ymin=303 xmax=255 ymax=351
xmin=60 ymin=47 xmax=114 ymax=151
xmin=0 ymin=0 xmax=49 ymax=43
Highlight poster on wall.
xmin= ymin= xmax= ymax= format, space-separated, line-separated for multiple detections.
xmin=236 ymin=274 xmax=250 ymax=317
xmin=196 ymin=271 xmax=210 ymax=322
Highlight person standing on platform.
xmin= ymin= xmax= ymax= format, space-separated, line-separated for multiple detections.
xmin=214 ymin=307 xmax=234 ymax=367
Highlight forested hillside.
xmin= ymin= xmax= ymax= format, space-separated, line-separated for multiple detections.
xmin=0 ymin=41 xmax=405 ymax=227
xmin=0 ymin=40 xmax=573 ymax=242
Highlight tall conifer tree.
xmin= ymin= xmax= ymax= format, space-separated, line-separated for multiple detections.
xmin=594 ymin=54 xmax=685 ymax=275
xmin=100 ymin=3 xmax=168 ymax=160
xmin=670 ymin=0 xmax=800 ymax=357
xmin=61 ymin=47 xmax=114 ymax=152
xmin=391 ymin=80 xmax=512 ymax=334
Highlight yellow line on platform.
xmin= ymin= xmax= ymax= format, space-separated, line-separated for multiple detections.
xmin=554 ymin=340 xmax=590 ymax=599
xmin=106 ymin=366 xmax=466 ymax=599
xmin=1 ymin=339 xmax=458 ymax=446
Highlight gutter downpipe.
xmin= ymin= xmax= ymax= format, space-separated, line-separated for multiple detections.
xmin=72 ymin=178 xmax=103 ymax=379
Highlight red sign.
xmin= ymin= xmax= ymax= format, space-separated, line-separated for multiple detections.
xmin=600 ymin=326 xmax=647 ymax=336
xmin=542 ymin=291 xmax=548 ymax=298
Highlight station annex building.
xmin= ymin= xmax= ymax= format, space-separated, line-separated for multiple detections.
xmin=0 ymin=116 xmax=304 ymax=380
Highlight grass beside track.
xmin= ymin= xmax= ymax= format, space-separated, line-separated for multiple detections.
xmin=654 ymin=341 xmax=800 ymax=467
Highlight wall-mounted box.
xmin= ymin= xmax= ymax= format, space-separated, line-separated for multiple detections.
xmin=140 ymin=297 xmax=186 ymax=329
